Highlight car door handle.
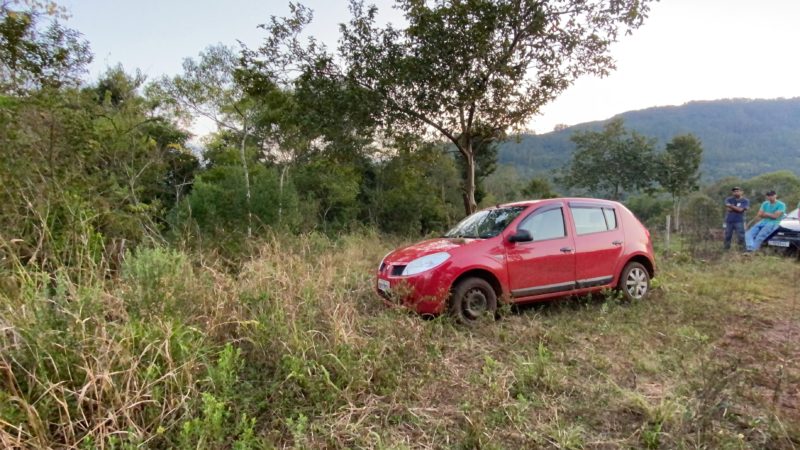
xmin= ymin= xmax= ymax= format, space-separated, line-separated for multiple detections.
xmin=560 ymin=247 xmax=574 ymax=253
xmin=612 ymin=240 xmax=623 ymax=246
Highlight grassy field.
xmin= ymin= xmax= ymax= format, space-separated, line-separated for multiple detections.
xmin=1 ymin=232 xmax=799 ymax=449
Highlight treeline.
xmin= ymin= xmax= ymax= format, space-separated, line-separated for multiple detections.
xmin=499 ymin=98 xmax=800 ymax=181
xmin=2 ymin=0 xmax=660 ymax=273
xmin=0 ymin=9 xmax=479 ymax=274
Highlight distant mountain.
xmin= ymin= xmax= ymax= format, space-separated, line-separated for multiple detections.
xmin=499 ymin=98 xmax=800 ymax=181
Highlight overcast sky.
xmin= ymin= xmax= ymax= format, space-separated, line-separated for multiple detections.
xmin=60 ymin=0 xmax=800 ymax=134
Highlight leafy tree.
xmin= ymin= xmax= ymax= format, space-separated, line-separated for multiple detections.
xmin=656 ymin=134 xmax=703 ymax=231
xmin=624 ymin=193 xmax=671 ymax=227
xmin=176 ymin=164 xmax=299 ymax=234
xmin=454 ymin=123 xmax=498 ymax=209
xmin=292 ymin=155 xmax=363 ymax=231
xmin=522 ymin=176 xmax=557 ymax=199
xmin=375 ymin=142 xmax=461 ymax=234
xmin=154 ymin=44 xmax=263 ymax=237
xmin=482 ymin=164 xmax=525 ymax=204
xmin=561 ymin=118 xmax=656 ymax=200
xmin=257 ymin=0 xmax=654 ymax=215
xmin=0 ymin=1 xmax=91 ymax=93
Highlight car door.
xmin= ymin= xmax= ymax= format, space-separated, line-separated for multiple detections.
xmin=505 ymin=205 xmax=577 ymax=299
xmin=569 ymin=203 xmax=624 ymax=288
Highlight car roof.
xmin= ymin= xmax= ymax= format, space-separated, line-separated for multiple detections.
xmin=497 ymin=197 xmax=621 ymax=209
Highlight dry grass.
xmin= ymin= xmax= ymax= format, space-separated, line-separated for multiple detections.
xmin=1 ymin=232 xmax=799 ymax=449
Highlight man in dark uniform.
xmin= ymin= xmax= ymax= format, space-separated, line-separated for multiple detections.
xmin=724 ymin=187 xmax=749 ymax=250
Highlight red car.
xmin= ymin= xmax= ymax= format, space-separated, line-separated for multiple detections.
xmin=376 ymin=198 xmax=655 ymax=322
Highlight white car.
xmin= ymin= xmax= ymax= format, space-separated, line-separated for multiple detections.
xmin=766 ymin=208 xmax=800 ymax=254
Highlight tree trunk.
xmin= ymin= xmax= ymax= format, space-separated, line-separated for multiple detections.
xmin=239 ymin=126 xmax=252 ymax=238
xmin=462 ymin=149 xmax=477 ymax=216
xmin=278 ymin=164 xmax=289 ymax=226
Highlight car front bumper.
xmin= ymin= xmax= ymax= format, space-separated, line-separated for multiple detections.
xmin=375 ymin=265 xmax=453 ymax=315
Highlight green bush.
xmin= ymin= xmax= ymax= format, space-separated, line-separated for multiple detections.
xmin=625 ymin=193 xmax=671 ymax=227
xmin=121 ymin=246 xmax=193 ymax=318
xmin=175 ymin=164 xmax=300 ymax=234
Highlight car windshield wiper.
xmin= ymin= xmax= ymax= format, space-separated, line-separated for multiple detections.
xmin=447 ymin=232 xmax=479 ymax=239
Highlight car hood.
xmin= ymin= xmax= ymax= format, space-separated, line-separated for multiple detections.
xmin=778 ymin=208 xmax=800 ymax=231
xmin=386 ymin=237 xmax=479 ymax=263
xmin=778 ymin=218 xmax=800 ymax=231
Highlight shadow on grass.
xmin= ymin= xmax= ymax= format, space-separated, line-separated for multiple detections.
xmin=506 ymin=291 xmax=626 ymax=318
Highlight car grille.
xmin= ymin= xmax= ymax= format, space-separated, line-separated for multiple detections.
xmin=774 ymin=230 xmax=800 ymax=239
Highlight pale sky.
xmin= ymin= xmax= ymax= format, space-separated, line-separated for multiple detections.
xmin=61 ymin=0 xmax=800 ymax=134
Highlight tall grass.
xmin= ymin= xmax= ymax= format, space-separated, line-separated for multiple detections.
xmin=2 ymin=231 xmax=799 ymax=448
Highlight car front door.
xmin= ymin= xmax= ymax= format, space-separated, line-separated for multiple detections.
xmin=505 ymin=205 xmax=576 ymax=299
xmin=569 ymin=203 xmax=624 ymax=288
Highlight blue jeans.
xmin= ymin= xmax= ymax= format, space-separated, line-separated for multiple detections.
xmin=745 ymin=221 xmax=779 ymax=251
xmin=724 ymin=221 xmax=745 ymax=250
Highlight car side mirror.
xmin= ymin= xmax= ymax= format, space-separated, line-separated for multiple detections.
xmin=508 ymin=229 xmax=533 ymax=243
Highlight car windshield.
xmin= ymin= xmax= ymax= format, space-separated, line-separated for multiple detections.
xmin=444 ymin=206 xmax=526 ymax=239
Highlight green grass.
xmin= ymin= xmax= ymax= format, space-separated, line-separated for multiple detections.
xmin=1 ymin=232 xmax=799 ymax=448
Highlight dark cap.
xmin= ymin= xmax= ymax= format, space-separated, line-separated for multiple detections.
xmin=766 ymin=190 xmax=777 ymax=196
xmin=731 ymin=187 xmax=742 ymax=191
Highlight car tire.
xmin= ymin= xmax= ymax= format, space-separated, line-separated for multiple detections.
xmin=618 ymin=262 xmax=650 ymax=301
xmin=450 ymin=277 xmax=497 ymax=324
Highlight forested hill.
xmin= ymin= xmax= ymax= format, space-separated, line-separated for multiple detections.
xmin=499 ymin=98 xmax=800 ymax=181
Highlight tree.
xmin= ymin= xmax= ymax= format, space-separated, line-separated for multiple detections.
xmin=482 ymin=164 xmax=525 ymax=204
xmin=561 ymin=118 xmax=656 ymax=200
xmin=255 ymin=0 xmax=654 ymax=215
xmin=375 ymin=141 xmax=460 ymax=234
xmin=656 ymin=134 xmax=703 ymax=231
xmin=0 ymin=1 xmax=91 ymax=93
xmin=522 ymin=176 xmax=557 ymax=199
xmin=453 ymin=123 xmax=499 ymax=209
xmin=154 ymin=44 xmax=261 ymax=237
xmin=0 ymin=67 xmax=190 ymax=272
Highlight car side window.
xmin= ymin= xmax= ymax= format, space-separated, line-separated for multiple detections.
xmin=519 ymin=208 xmax=566 ymax=241
xmin=571 ymin=207 xmax=612 ymax=235
xmin=603 ymin=208 xmax=617 ymax=230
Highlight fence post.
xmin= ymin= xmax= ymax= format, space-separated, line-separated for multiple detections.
xmin=665 ymin=214 xmax=671 ymax=257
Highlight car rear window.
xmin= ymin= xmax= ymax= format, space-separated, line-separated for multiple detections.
xmin=572 ymin=207 xmax=617 ymax=235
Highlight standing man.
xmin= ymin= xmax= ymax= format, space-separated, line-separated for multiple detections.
xmin=724 ymin=187 xmax=749 ymax=250
xmin=745 ymin=190 xmax=786 ymax=252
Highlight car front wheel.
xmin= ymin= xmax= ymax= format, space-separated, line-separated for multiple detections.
xmin=450 ymin=277 xmax=497 ymax=324
xmin=618 ymin=262 xmax=650 ymax=301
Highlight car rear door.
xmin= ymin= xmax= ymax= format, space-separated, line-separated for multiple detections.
xmin=505 ymin=204 xmax=577 ymax=299
xmin=568 ymin=202 xmax=624 ymax=288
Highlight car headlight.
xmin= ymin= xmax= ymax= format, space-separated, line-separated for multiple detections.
xmin=402 ymin=252 xmax=450 ymax=276
xmin=379 ymin=251 xmax=392 ymax=270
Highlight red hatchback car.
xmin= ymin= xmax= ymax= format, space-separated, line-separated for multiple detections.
xmin=376 ymin=198 xmax=655 ymax=322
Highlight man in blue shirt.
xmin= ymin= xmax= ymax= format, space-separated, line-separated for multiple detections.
xmin=745 ymin=190 xmax=786 ymax=252
xmin=723 ymin=187 xmax=749 ymax=250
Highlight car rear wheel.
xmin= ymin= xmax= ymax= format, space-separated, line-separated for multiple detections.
xmin=450 ymin=277 xmax=497 ymax=324
xmin=618 ymin=262 xmax=650 ymax=301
